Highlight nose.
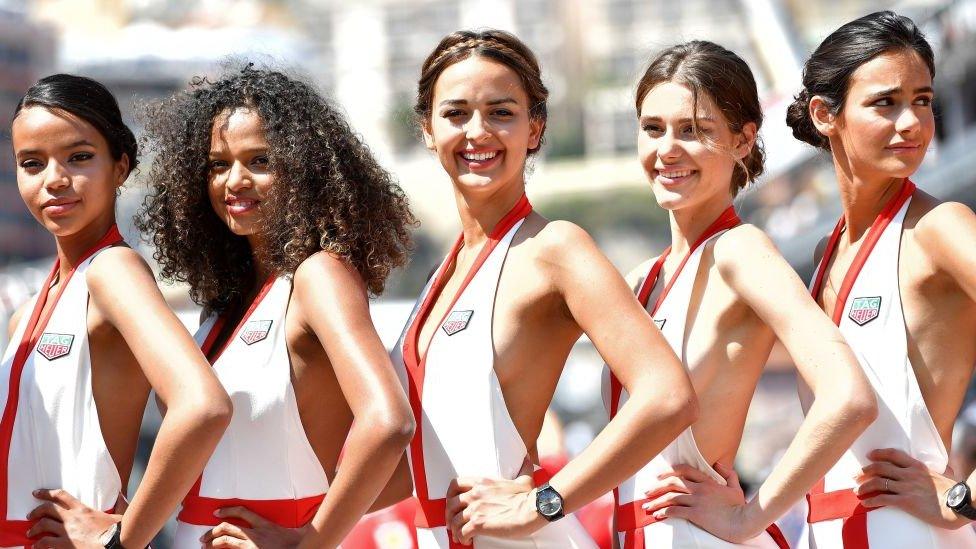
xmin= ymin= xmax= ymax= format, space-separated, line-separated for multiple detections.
xmin=43 ymin=160 xmax=69 ymax=190
xmin=464 ymin=111 xmax=490 ymax=142
xmin=895 ymin=105 xmax=921 ymax=136
xmin=657 ymin=129 xmax=681 ymax=161
xmin=225 ymin=161 xmax=253 ymax=192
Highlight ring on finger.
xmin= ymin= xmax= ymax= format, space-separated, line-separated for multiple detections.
xmin=884 ymin=478 xmax=890 ymax=492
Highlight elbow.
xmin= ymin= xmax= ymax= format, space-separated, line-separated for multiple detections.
xmin=364 ymin=407 xmax=416 ymax=451
xmin=646 ymin=385 xmax=699 ymax=432
xmin=844 ymin=388 xmax=878 ymax=431
xmin=177 ymin=390 xmax=233 ymax=439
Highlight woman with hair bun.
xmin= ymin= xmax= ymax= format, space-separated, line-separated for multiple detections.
xmin=386 ymin=28 xmax=701 ymax=549
xmin=608 ymin=40 xmax=876 ymax=548
xmin=2 ymin=74 xmax=232 ymax=548
xmin=785 ymin=10 xmax=976 ymax=548
xmin=138 ymin=66 xmax=416 ymax=548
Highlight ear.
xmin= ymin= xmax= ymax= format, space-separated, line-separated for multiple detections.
xmin=527 ymin=118 xmax=544 ymax=151
xmin=421 ymin=120 xmax=436 ymax=151
xmin=733 ymin=121 xmax=757 ymax=160
xmin=114 ymin=154 xmax=130 ymax=188
xmin=809 ymin=96 xmax=837 ymax=138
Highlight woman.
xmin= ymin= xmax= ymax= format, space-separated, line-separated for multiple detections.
xmin=608 ymin=41 xmax=878 ymax=548
xmin=785 ymin=11 xmax=976 ymax=548
xmin=390 ymin=29 xmax=699 ymax=548
xmin=3 ymin=74 xmax=231 ymax=548
xmin=137 ymin=66 xmax=416 ymax=548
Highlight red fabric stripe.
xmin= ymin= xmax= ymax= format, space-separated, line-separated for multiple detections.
xmin=0 ymin=518 xmax=35 ymax=547
xmin=804 ymin=180 xmax=916 ymax=549
xmin=178 ymin=493 xmax=323 ymax=528
xmin=402 ymin=195 xmax=532 ymax=507
xmin=0 ymin=225 xmax=123 ymax=521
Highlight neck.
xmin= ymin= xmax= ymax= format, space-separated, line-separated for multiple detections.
xmin=668 ymin=193 xmax=734 ymax=258
xmin=453 ymin=179 xmax=526 ymax=249
xmin=53 ymin=216 xmax=117 ymax=282
xmin=832 ymin=155 xmax=905 ymax=243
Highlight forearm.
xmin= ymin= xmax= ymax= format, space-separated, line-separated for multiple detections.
xmin=743 ymin=390 xmax=874 ymax=535
xmin=120 ymin=405 xmax=228 ymax=547
xmin=367 ymin=455 xmax=413 ymax=513
xmin=298 ymin=417 xmax=413 ymax=548
xmin=550 ymin=390 xmax=696 ymax=514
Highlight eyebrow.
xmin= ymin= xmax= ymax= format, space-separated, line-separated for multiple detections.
xmin=869 ymin=86 xmax=935 ymax=98
xmin=437 ymin=97 xmax=519 ymax=107
xmin=639 ymin=116 xmax=716 ymax=124
xmin=15 ymin=139 xmax=96 ymax=156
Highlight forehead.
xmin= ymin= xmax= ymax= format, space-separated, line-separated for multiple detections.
xmin=210 ymin=107 xmax=268 ymax=149
xmin=12 ymin=106 xmax=107 ymax=149
xmin=639 ymin=81 xmax=720 ymax=119
xmin=847 ymin=49 xmax=933 ymax=95
xmin=433 ymin=56 xmax=529 ymax=104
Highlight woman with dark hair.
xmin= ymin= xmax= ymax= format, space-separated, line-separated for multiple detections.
xmin=387 ymin=29 xmax=699 ymax=548
xmin=2 ymin=74 xmax=231 ymax=548
xmin=784 ymin=10 xmax=976 ymax=548
xmin=137 ymin=65 xmax=416 ymax=548
xmin=606 ymin=40 xmax=877 ymax=549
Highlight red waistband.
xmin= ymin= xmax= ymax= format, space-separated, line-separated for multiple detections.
xmin=178 ymin=493 xmax=324 ymax=528
xmin=616 ymin=498 xmax=790 ymax=549
xmin=0 ymin=519 xmax=34 ymax=547
xmin=806 ymin=487 xmax=876 ymax=523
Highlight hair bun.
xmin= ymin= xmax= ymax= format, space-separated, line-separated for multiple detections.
xmin=785 ymin=88 xmax=830 ymax=151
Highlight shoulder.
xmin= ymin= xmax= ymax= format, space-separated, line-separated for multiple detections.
xmin=527 ymin=218 xmax=602 ymax=267
xmin=293 ymin=250 xmax=366 ymax=296
xmin=711 ymin=224 xmax=780 ymax=274
xmin=86 ymin=245 xmax=154 ymax=293
xmin=912 ymin=195 xmax=975 ymax=244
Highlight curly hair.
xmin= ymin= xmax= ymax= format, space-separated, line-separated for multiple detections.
xmin=136 ymin=65 xmax=415 ymax=312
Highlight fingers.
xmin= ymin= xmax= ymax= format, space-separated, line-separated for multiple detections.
xmin=652 ymin=503 xmax=695 ymax=522
xmin=30 ymin=490 xmax=75 ymax=509
xmin=861 ymin=493 xmax=902 ymax=509
xmin=855 ymin=476 xmax=902 ymax=496
xmin=868 ymin=448 xmax=922 ymax=469
xmin=644 ymin=475 xmax=695 ymax=499
xmin=200 ymin=522 xmax=248 ymax=544
xmin=26 ymin=518 xmax=66 ymax=539
xmin=214 ymin=506 xmax=269 ymax=528
xmin=26 ymin=502 xmax=66 ymax=522
xmin=860 ymin=461 xmax=909 ymax=481
xmin=642 ymin=492 xmax=694 ymax=514
xmin=713 ymin=462 xmax=740 ymax=487
xmin=203 ymin=535 xmax=252 ymax=549
xmin=31 ymin=535 xmax=67 ymax=549
xmin=447 ymin=477 xmax=481 ymax=498
xmin=659 ymin=464 xmax=712 ymax=484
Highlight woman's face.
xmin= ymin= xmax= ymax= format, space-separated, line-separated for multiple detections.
xmin=827 ymin=49 xmax=934 ymax=182
xmin=12 ymin=106 xmax=127 ymax=238
xmin=637 ymin=81 xmax=753 ymax=212
xmin=207 ymin=107 xmax=274 ymax=245
xmin=423 ymin=55 xmax=543 ymax=196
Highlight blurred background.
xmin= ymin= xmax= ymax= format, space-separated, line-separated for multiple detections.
xmin=1 ymin=0 xmax=976 ymax=546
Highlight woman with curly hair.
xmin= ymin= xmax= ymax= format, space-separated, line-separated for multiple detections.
xmin=137 ymin=66 xmax=416 ymax=548
xmin=3 ymin=74 xmax=231 ymax=548
xmin=386 ymin=29 xmax=698 ymax=548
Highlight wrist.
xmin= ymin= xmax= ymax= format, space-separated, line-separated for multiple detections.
xmin=739 ymin=500 xmax=768 ymax=540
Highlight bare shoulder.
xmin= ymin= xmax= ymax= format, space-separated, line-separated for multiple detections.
xmin=711 ymin=224 xmax=780 ymax=274
xmin=525 ymin=218 xmax=603 ymax=269
xmin=911 ymin=192 xmax=975 ymax=242
xmin=86 ymin=245 xmax=155 ymax=294
xmin=293 ymin=250 xmax=367 ymax=296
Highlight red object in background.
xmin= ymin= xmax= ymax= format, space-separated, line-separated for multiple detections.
xmin=576 ymin=492 xmax=614 ymax=549
xmin=344 ymin=499 xmax=419 ymax=549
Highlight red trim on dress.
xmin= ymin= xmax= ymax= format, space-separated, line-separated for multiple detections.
xmin=805 ymin=179 xmax=916 ymax=549
xmin=0 ymin=225 xmax=124 ymax=547
xmin=401 ymin=194 xmax=532 ymax=548
xmin=179 ymin=276 xmax=325 ymax=528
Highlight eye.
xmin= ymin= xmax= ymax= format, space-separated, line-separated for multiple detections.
xmin=443 ymin=109 xmax=466 ymax=118
xmin=681 ymin=124 xmax=697 ymax=136
xmin=872 ymin=97 xmax=894 ymax=107
xmin=914 ymin=96 xmax=933 ymax=107
xmin=641 ymin=123 xmax=663 ymax=134
xmin=252 ymin=155 xmax=269 ymax=166
xmin=19 ymin=159 xmax=43 ymax=171
xmin=208 ymin=159 xmax=229 ymax=171
xmin=492 ymin=109 xmax=514 ymax=117
xmin=69 ymin=152 xmax=93 ymax=162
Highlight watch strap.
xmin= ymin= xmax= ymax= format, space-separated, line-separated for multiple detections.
xmin=948 ymin=482 xmax=976 ymax=521
xmin=536 ymin=482 xmax=565 ymax=522
xmin=102 ymin=521 xmax=126 ymax=549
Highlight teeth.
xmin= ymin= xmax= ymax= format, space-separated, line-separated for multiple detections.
xmin=462 ymin=151 xmax=498 ymax=161
xmin=659 ymin=169 xmax=692 ymax=179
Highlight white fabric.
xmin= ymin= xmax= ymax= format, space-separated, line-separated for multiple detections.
xmin=392 ymin=220 xmax=596 ymax=548
xmin=805 ymin=197 xmax=976 ymax=548
xmin=174 ymin=277 xmax=328 ymax=547
xmin=605 ymin=231 xmax=780 ymax=548
xmin=0 ymin=248 xmax=122 ymax=544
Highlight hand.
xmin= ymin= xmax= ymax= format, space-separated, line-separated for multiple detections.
xmin=643 ymin=463 xmax=759 ymax=543
xmin=201 ymin=507 xmax=309 ymax=549
xmin=27 ymin=489 xmax=120 ymax=549
xmin=445 ymin=475 xmax=546 ymax=545
xmin=857 ymin=448 xmax=970 ymax=529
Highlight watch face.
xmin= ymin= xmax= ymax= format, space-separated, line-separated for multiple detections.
xmin=948 ymin=483 xmax=969 ymax=508
xmin=538 ymin=490 xmax=562 ymax=516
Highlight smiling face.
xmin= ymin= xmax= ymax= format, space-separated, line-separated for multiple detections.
xmin=207 ymin=107 xmax=273 ymax=248
xmin=824 ymin=49 xmax=935 ymax=182
xmin=13 ymin=106 xmax=127 ymax=238
xmin=422 ymin=55 xmax=543 ymax=196
xmin=637 ymin=82 xmax=753 ymax=211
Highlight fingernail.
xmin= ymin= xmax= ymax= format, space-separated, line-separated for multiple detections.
xmin=214 ymin=509 xmax=222 ymax=517
xmin=32 ymin=490 xmax=39 ymax=496
xmin=642 ymin=503 xmax=650 ymax=511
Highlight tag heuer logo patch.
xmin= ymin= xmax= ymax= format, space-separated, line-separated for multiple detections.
xmin=240 ymin=320 xmax=272 ymax=345
xmin=849 ymin=297 xmax=882 ymax=326
xmin=36 ymin=333 xmax=74 ymax=361
xmin=441 ymin=310 xmax=474 ymax=336
xmin=653 ymin=319 xmax=666 ymax=330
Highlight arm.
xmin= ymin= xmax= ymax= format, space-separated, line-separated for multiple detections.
xmin=450 ymin=222 xmax=697 ymax=542
xmin=6 ymin=300 xmax=29 ymax=340
xmin=704 ymin=226 xmax=876 ymax=539
xmin=292 ymin=253 xmax=415 ymax=548
xmin=30 ymin=247 xmax=232 ymax=548
xmin=368 ymin=455 xmax=414 ymax=513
